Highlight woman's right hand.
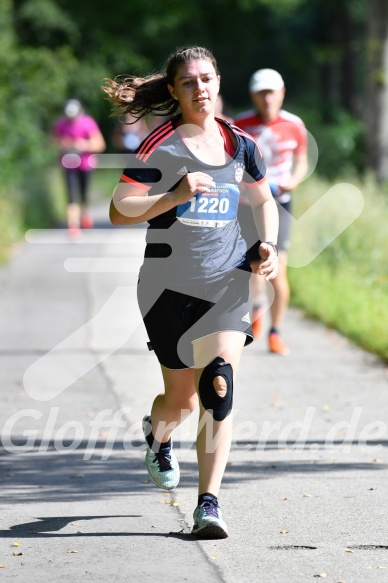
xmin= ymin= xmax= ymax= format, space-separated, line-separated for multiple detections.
xmin=170 ymin=172 xmax=216 ymax=205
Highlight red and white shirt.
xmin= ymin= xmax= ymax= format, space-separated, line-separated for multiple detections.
xmin=234 ymin=109 xmax=307 ymax=203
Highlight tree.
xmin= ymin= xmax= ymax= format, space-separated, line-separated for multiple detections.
xmin=365 ymin=0 xmax=388 ymax=181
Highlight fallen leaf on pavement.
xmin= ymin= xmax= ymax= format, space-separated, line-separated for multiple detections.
xmin=66 ymin=550 xmax=78 ymax=553
xmin=12 ymin=552 xmax=23 ymax=556
xmin=280 ymin=530 xmax=288 ymax=534
xmin=11 ymin=541 xmax=21 ymax=547
xmin=303 ymin=493 xmax=312 ymax=497
xmin=345 ymin=548 xmax=354 ymax=553
xmin=71 ymin=522 xmax=80 ymax=526
xmin=313 ymin=574 xmax=327 ymax=578
xmin=0 ymin=564 xmax=5 ymax=568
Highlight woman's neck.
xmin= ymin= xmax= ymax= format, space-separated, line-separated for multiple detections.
xmin=180 ymin=113 xmax=218 ymax=135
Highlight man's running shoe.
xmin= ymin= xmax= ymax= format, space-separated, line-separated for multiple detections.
xmin=268 ymin=332 xmax=290 ymax=355
xmin=251 ymin=307 xmax=264 ymax=339
xmin=191 ymin=500 xmax=229 ymax=539
xmin=142 ymin=415 xmax=180 ymax=490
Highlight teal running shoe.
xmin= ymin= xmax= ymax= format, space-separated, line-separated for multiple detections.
xmin=142 ymin=415 xmax=180 ymax=490
xmin=192 ymin=500 xmax=229 ymax=538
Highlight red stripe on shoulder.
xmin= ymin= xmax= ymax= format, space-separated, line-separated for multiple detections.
xmin=232 ymin=126 xmax=263 ymax=156
xmin=120 ymin=174 xmax=150 ymax=191
xmin=243 ymin=176 xmax=267 ymax=188
xmin=142 ymin=128 xmax=175 ymax=162
xmin=232 ymin=125 xmax=258 ymax=144
xmin=136 ymin=121 xmax=174 ymax=160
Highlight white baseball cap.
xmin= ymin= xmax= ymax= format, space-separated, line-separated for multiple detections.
xmin=64 ymin=99 xmax=82 ymax=118
xmin=249 ymin=69 xmax=284 ymax=93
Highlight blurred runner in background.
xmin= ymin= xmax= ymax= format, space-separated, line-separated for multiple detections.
xmin=111 ymin=113 xmax=150 ymax=153
xmin=235 ymin=69 xmax=308 ymax=355
xmin=112 ymin=112 xmax=171 ymax=153
xmin=52 ymin=99 xmax=106 ymax=236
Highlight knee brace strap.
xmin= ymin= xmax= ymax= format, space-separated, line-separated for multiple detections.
xmin=198 ymin=357 xmax=233 ymax=421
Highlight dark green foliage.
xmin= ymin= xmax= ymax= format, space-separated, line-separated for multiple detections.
xmin=293 ymin=106 xmax=365 ymax=178
xmin=0 ymin=0 xmax=373 ymax=242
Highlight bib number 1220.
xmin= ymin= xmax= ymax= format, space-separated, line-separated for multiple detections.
xmin=189 ymin=196 xmax=230 ymax=214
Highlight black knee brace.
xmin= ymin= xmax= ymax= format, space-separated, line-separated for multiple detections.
xmin=198 ymin=357 xmax=233 ymax=421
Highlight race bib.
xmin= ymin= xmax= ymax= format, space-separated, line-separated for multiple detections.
xmin=176 ymin=183 xmax=239 ymax=227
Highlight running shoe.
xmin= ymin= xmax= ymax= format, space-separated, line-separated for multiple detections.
xmin=192 ymin=500 xmax=229 ymax=539
xmin=268 ymin=332 xmax=290 ymax=355
xmin=142 ymin=415 xmax=180 ymax=490
xmin=81 ymin=214 xmax=93 ymax=229
xmin=251 ymin=307 xmax=264 ymax=339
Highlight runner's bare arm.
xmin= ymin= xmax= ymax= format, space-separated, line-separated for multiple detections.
xmin=278 ymin=152 xmax=308 ymax=192
xmin=243 ymin=180 xmax=279 ymax=280
xmin=110 ymin=172 xmax=216 ymax=225
xmin=244 ymin=180 xmax=279 ymax=242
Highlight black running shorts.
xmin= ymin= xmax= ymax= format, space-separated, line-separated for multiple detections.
xmin=138 ymin=272 xmax=253 ymax=369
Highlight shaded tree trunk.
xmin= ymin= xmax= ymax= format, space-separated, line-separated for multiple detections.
xmin=366 ymin=0 xmax=388 ymax=180
xmin=339 ymin=3 xmax=359 ymax=116
xmin=317 ymin=3 xmax=339 ymax=122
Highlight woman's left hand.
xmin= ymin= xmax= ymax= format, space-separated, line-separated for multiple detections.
xmin=258 ymin=243 xmax=279 ymax=281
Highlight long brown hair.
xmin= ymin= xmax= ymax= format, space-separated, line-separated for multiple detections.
xmin=102 ymin=46 xmax=219 ymax=121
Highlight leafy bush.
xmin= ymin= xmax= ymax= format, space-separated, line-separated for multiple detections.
xmin=294 ymin=106 xmax=365 ymax=179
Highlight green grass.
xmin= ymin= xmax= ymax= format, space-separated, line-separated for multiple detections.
xmin=288 ymin=174 xmax=388 ymax=362
xmin=0 ymin=188 xmax=23 ymax=263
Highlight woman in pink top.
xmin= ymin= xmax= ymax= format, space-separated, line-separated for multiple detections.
xmin=52 ymin=99 xmax=106 ymax=235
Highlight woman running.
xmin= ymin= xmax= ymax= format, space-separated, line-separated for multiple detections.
xmin=103 ymin=46 xmax=279 ymax=539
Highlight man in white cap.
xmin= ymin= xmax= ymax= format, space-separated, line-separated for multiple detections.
xmin=235 ymin=69 xmax=308 ymax=355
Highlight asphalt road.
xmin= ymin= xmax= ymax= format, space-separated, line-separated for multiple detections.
xmin=1 ymin=202 xmax=387 ymax=582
